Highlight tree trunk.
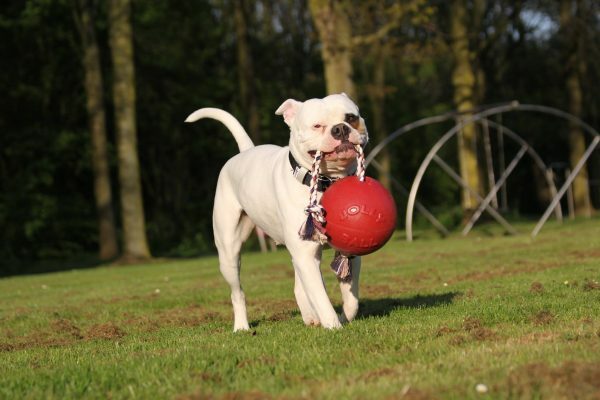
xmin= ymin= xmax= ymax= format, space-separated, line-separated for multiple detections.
xmin=560 ymin=0 xmax=593 ymax=217
xmin=108 ymin=0 xmax=151 ymax=261
xmin=77 ymin=0 xmax=119 ymax=261
xmin=234 ymin=0 xmax=260 ymax=143
xmin=450 ymin=0 xmax=482 ymax=214
xmin=308 ymin=0 xmax=356 ymax=99
xmin=366 ymin=43 xmax=391 ymax=191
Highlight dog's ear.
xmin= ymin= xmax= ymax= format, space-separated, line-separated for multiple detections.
xmin=275 ymin=99 xmax=302 ymax=126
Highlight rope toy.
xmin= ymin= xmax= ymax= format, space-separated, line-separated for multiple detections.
xmin=298 ymin=150 xmax=328 ymax=243
xmin=299 ymin=144 xmax=366 ymax=281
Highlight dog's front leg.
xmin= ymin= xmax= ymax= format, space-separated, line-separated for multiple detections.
xmin=289 ymin=245 xmax=342 ymax=329
xmin=293 ymin=269 xmax=320 ymax=326
xmin=338 ymin=256 xmax=361 ymax=323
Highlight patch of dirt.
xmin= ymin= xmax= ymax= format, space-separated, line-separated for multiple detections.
xmin=391 ymin=386 xmax=438 ymax=400
xmin=265 ymin=310 xmax=294 ymax=322
xmin=529 ymin=281 xmax=544 ymax=294
xmin=503 ymin=361 xmax=600 ymax=399
xmin=0 ymin=343 xmax=15 ymax=351
xmin=454 ymin=289 xmax=475 ymax=301
xmin=583 ymin=279 xmax=600 ymax=291
xmin=462 ymin=317 xmax=483 ymax=331
xmin=446 ymin=317 xmax=497 ymax=344
xmin=249 ymin=299 xmax=298 ymax=322
xmin=195 ymin=372 xmax=222 ymax=384
xmin=122 ymin=305 xmax=225 ymax=332
xmin=435 ymin=325 xmax=457 ymax=337
xmin=84 ymin=294 xmax=143 ymax=305
xmin=448 ymin=335 xmax=468 ymax=346
xmin=531 ymin=310 xmax=554 ymax=326
xmin=448 ymin=261 xmax=562 ymax=285
xmin=221 ymin=392 xmax=275 ymax=400
xmin=178 ymin=391 xmax=275 ymax=400
xmin=462 ymin=317 xmax=497 ymax=341
xmin=568 ymin=249 xmax=600 ymax=260
xmin=1 ymin=330 xmax=74 ymax=352
xmin=514 ymin=331 xmax=559 ymax=345
xmin=470 ymin=327 xmax=497 ymax=341
xmin=52 ymin=318 xmax=83 ymax=339
xmin=2 ymin=303 xmax=230 ymax=353
xmin=360 ymin=367 xmax=397 ymax=382
xmin=375 ymin=255 xmax=403 ymax=268
xmin=362 ymin=284 xmax=395 ymax=297
xmin=85 ymin=323 xmax=125 ymax=340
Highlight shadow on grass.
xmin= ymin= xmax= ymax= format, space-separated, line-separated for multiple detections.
xmin=358 ymin=291 xmax=460 ymax=319
xmin=244 ymin=292 xmax=460 ymax=329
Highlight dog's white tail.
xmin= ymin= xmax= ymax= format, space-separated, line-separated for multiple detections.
xmin=185 ymin=107 xmax=254 ymax=153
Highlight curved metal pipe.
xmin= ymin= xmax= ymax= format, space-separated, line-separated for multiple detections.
xmin=365 ymin=101 xmax=520 ymax=166
xmin=482 ymin=119 xmax=563 ymax=221
xmin=404 ymin=104 xmax=523 ymax=241
xmin=371 ymin=102 xmax=597 ymax=241
xmin=367 ymin=103 xmax=598 ymax=169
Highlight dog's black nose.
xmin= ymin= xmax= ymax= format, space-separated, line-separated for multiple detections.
xmin=331 ymin=123 xmax=351 ymax=140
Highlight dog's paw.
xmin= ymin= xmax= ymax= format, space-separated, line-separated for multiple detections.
xmin=321 ymin=317 xmax=343 ymax=330
xmin=338 ymin=313 xmax=349 ymax=324
xmin=304 ymin=319 xmax=321 ymax=327
xmin=233 ymin=323 xmax=250 ymax=332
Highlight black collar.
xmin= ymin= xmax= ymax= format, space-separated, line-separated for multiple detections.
xmin=288 ymin=151 xmax=338 ymax=192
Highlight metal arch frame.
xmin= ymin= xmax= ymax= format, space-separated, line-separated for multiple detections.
xmin=405 ymin=117 xmax=562 ymax=241
xmin=404 ymin=113 xmax=517 ymax=241
xmin=365 ymin=102 xmax=599 ymax=167
xmin=459 ymin=119 xmax=561 ymax=235
xmin=365 ymin=102 xmax=600 ymax=241
xmin=513 ymin=105 xmax=600 ymax=237
xmin=365 ymin=101 xmax=521 ymax=167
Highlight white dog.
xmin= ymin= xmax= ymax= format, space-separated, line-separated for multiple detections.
xmin=185 ymin=93 xmax=369 ymax=330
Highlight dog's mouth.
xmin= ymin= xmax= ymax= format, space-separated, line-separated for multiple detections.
xmin=309 ymin=142 xmax=357 ymax=161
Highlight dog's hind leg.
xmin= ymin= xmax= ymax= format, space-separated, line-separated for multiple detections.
xmin=338 ymin=256 xmax=361 ymax=323
xmin=213 ymin=186 xmax=255 ymax=332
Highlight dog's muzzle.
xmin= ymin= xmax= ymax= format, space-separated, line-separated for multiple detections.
xmin=331 ymin=123 xmax=351 ymax=141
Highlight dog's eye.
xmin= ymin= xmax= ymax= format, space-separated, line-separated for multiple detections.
xmin=313 ymin=124 xmax=323 ymax=129
xmin=345 ymin=114 xmax=360 ymax=129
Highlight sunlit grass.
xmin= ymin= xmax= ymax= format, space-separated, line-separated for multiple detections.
xmin=1 ymin=218 xmax=599 ymax=399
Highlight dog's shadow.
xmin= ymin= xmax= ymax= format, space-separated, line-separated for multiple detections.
xmin=248 ymin=292 xmax=460 ymax=329
xmin=356 ymin=291 xmax=460 ymax=319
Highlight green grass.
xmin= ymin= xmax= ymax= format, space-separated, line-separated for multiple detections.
xmin=1 ymin=219 xmax=599 ymax=399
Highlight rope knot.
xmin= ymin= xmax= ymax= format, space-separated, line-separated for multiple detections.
xmin=298 ymin=144 xmax=366 ymax=279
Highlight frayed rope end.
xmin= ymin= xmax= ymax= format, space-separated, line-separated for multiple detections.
xmin=299 ymin=214 xmax=327 ymax=244
xmin=331 ymin=252 xmax=353 ymax=281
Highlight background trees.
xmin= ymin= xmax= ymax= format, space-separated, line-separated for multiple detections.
xmin=0 ymin=0 xmax=598 ymax=275
xmin=75 ymin=0 xmax=119 ymax=261
xmin=108 ymin=0 xmax=151 ymax=261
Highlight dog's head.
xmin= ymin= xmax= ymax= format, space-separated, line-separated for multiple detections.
xmin=275 ymin=93 xmax=369 ymax=177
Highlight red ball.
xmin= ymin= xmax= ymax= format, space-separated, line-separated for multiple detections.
xmin=321 ymin=176 xmax=397 ymax=255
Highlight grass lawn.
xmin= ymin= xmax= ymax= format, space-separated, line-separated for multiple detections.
xmin=1 ymin=219 xmax=599 ymax=399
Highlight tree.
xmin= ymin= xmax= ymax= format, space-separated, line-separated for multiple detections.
xmin=449 ymin=0 xmax=485 ymax=214
xmin=75 ymin=0 xmax=119 ymax=261
xmin=234 ymin=0 xmax=260 ymax=143
xmin=308 ymin=0 xmax=356 ymax=98
xmin=352 ymin=0 xmax=434 ymax=192
xmin=108 ymin=0 xmax=151 ymax=261
xmin=560 ymin=0 xmax=593 ymax=216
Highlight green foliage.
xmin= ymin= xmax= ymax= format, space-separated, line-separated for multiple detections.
xmin=1 ymin=0 xmax=599 ymax=273
xmin=0 ymin=220 xmax=598 ymax=398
